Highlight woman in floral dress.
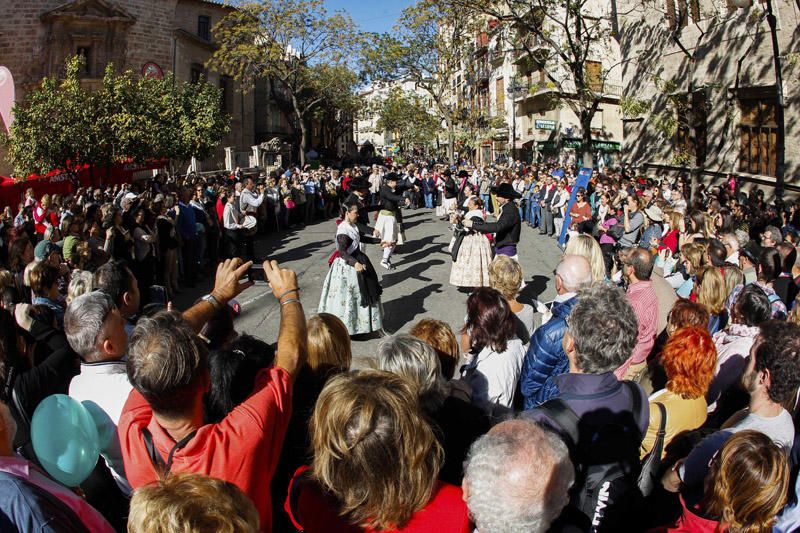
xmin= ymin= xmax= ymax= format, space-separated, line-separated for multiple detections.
xmin=318 ymin=200 xmax=383 ymax=335
xmin=449 ymin=196 xmax=492 ymax=289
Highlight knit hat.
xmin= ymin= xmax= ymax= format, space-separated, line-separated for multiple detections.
xmin=34 ymin=240 xmax=60 ymax=262
xmin=62 ymin=236 xmax=79 ymax=262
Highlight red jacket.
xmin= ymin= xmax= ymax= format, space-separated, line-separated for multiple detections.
xmin=286 ymin=466 xmax=471 ymax=533
xmin=119 ymin=367 xmax=293 ymax=532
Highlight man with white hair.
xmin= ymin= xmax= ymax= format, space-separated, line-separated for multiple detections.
xmin=519 ymin=255 xmax=593 ymax=408
xmin=721 ymin=232 xmax=740 ymax=265
xmin=463 ymin=418 xmax=574 ymax=533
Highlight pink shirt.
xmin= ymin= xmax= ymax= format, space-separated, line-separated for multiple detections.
xmin=0 ymin=456 xmax=114 ymax=532
xmin=615 ymin=280 xmax=658 ymax=379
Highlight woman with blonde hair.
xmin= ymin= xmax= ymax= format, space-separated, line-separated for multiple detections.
xmin=272 ymin=312 xmax=353 ymax=531
xmin=670 ymin=241 xmax=705 ymax=298
xmin=658 ymin=430 xmax=789 ymax=532
xmin=66 ymin=270 xmax=93 ymax=305
xmin=694 ymin=266 xmax=728 ymax=335
xmin=565 ymin=234 xmax=606 ymax=283
xmin=286 ymin=370 xmax=470 ymax=532
xmin=307 ymin=312 xmax=352 ymax=377
xmin=488 ymin=255 xmax=534 ymax=345
xmin=129 ymin=473 xmax=259 ymax=533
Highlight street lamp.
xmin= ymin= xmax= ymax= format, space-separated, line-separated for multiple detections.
xmin=730 ymin=0 xmax=785 ymax=201
xmin=507 ymin=76 xmax=526 ymax=161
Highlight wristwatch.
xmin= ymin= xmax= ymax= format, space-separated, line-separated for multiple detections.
xmin=202 ymin=294 xmax=222 ymax=311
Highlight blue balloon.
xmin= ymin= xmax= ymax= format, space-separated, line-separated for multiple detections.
xmin=31 ymin=394 xmax=100 ymax=487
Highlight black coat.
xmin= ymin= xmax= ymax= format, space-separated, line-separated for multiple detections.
xmin=379 ymin=184 xmax=406 ymax=223
xmin=473 ymin=201 xmax=521 ymax=248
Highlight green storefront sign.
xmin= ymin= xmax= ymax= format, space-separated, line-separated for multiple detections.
xmin=536 ymin=138 xmax=620 ymax=153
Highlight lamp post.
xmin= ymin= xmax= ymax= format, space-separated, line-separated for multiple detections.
xmin=507 ymin=76 xmax=526 ymax=161
xmin=731 ymin=0 xmax=785 ymax=201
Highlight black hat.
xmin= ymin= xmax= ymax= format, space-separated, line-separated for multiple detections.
xmin=458 ymin=169 xmax=469 ymax=178
xmin=384 ymin=172 xmax=399 ymax=182
xmin=443 ymin=169 xmax=452 ymax=177
xmin=741 ymin=241 xmax=762 ymax=265
xmin=495 ymin=182 xmax=521 ymax=200
xmin=349 ymin=177 xmax=370 ymax=190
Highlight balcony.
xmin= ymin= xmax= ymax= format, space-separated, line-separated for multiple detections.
xmin=513 ymin=34 xmax=549 ymax=64
xmin=476 ymin=67 xmax=491 ymax=84
xmin=489 ymin=48 xmax=505 ymax=66
xmin=587 ymin=82 xmax=623 ymax=99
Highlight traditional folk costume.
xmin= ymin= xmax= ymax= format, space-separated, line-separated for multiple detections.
xmin=318 ymin=220 xmax=383 ymax=335
xmin=374 ymin=174 xmax=407 ymax=269
xmin=471 ymin=183 xmax=522 ymax=261
xmin=441 ymin=171 xmax=458 ymax=217
xmin=450 ymin=209 xmax=492 ymax=288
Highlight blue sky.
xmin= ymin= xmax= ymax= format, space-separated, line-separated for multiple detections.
xmin=323 ymin=0 xmax=417 ymax=33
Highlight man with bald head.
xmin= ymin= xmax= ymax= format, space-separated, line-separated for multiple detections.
xmin=615 ymin=247 xmax=658 ymax=381
xmin=463 ymin=419 xmax=574 ymax=533
xmin=520 ymin=254 xmax=593 ymax=408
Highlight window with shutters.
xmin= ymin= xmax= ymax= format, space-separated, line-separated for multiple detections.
xmin=198 ymin=15 xmax=211 ymax=41
xmin=672 ymin=90 xmax=707 ymax=166
xmin=738 ymin=94 xmax=778 ymax=176
xmin=666 ymin=0 xmax=701 ymax=29
xmin=496 ymin=77 xmax=505 ymax=114
xmin=585 ymin=61 xmax=603 ymax=92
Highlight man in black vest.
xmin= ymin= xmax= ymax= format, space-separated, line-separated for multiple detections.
xmin=464 ymin=182 xmax=522 ymax=260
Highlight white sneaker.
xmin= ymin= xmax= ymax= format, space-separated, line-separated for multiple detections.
xmin=380 ymin=260 xmax=391 ymax=270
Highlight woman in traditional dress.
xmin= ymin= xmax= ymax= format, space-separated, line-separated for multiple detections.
xmin=449 ymin=196 xmax=492 ymax=289
xmin=318 ymin=200 xmax=383 ymax=335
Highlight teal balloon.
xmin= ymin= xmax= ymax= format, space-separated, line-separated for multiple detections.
xmin=81 ymin=400 xmax=115 ymax=451
xmin=31 ymin=394 xmax=100 ymax=487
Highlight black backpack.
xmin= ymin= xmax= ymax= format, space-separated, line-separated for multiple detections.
xmin=538 ymin=381 xmax=646 ymax=532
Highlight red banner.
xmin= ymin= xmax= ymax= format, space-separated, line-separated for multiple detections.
xmin=0 ymin=162 xmax=164 ymax=208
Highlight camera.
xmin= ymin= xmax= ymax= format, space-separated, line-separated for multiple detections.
xmin=248 ymin=264 xmax=265 ymax=282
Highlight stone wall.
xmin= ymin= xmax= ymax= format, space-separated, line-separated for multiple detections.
xmin=618 ymin=0 xmax=800 ymax=197
xmin=0 ymin=0 xmax=254 ymax=177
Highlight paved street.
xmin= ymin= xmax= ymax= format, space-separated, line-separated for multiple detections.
xmin=175 ymin=210 xmax=565 ymax=365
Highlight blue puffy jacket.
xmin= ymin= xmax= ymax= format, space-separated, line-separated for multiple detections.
xmin=520 ymin=296 xmax=578 ymax=409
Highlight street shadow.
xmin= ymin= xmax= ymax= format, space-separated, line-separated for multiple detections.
xmin=382 ymin=282 xmax=445 ymax=332
xmin=398 ymin=233 xmax=440 ymax=252
xmin=393 ymin=244 xmax=447 ymax=266
xmin=381 ymin=258 xmax=444 ymax=286
xmin=402 ymin=218 xmax=429 ymax=230
xmin=518 ymin=274 xmax=550 ymax=305
xmin=268 ymin=239 xmax=331 ymax=263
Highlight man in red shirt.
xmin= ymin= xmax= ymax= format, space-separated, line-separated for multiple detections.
xmin=119 ymin=258 xmax=307 ymax=532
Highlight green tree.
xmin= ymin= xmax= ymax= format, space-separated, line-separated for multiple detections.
xmin=7 ymin=56 xmax=229 ymax=180
xmin=364 ymin=0 xmax=471 ymax=163
xmin=209 ymin=0 xmax=361 ymax=165
xmin=376 ymin=87 xmax=440 ymax=153
xmin=7 ymin=56 xmax=97 ymax=180
xmin=308 ymin=65 xmax=362 ymax=158
xmin=447 ymin=0 xmax=621 ymax=166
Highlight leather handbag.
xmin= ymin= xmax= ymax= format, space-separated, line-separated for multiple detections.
xmin=638 ymin=402 xmax=667 ymax=497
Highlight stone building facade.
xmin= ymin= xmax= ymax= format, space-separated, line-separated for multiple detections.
xmin=0 ymin=0 xmax=257 ymax=174
xmin=618 ymin=0 xmax=800 ymax=197
xmin=443 ymin=2 xmax=625 ymax=167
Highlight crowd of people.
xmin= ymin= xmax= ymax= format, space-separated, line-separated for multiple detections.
xmin=0 ymin=157 xmax=799 ymax=533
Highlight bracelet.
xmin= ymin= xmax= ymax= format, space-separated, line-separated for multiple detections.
xmin=280 ymin=298 xmax=300 ymax=306
xmin=276 ymin=288 xmax=300 ymax=300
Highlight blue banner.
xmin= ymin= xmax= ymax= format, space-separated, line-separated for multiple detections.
xmin=558 ymin=167 xmax=593 ymax=247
